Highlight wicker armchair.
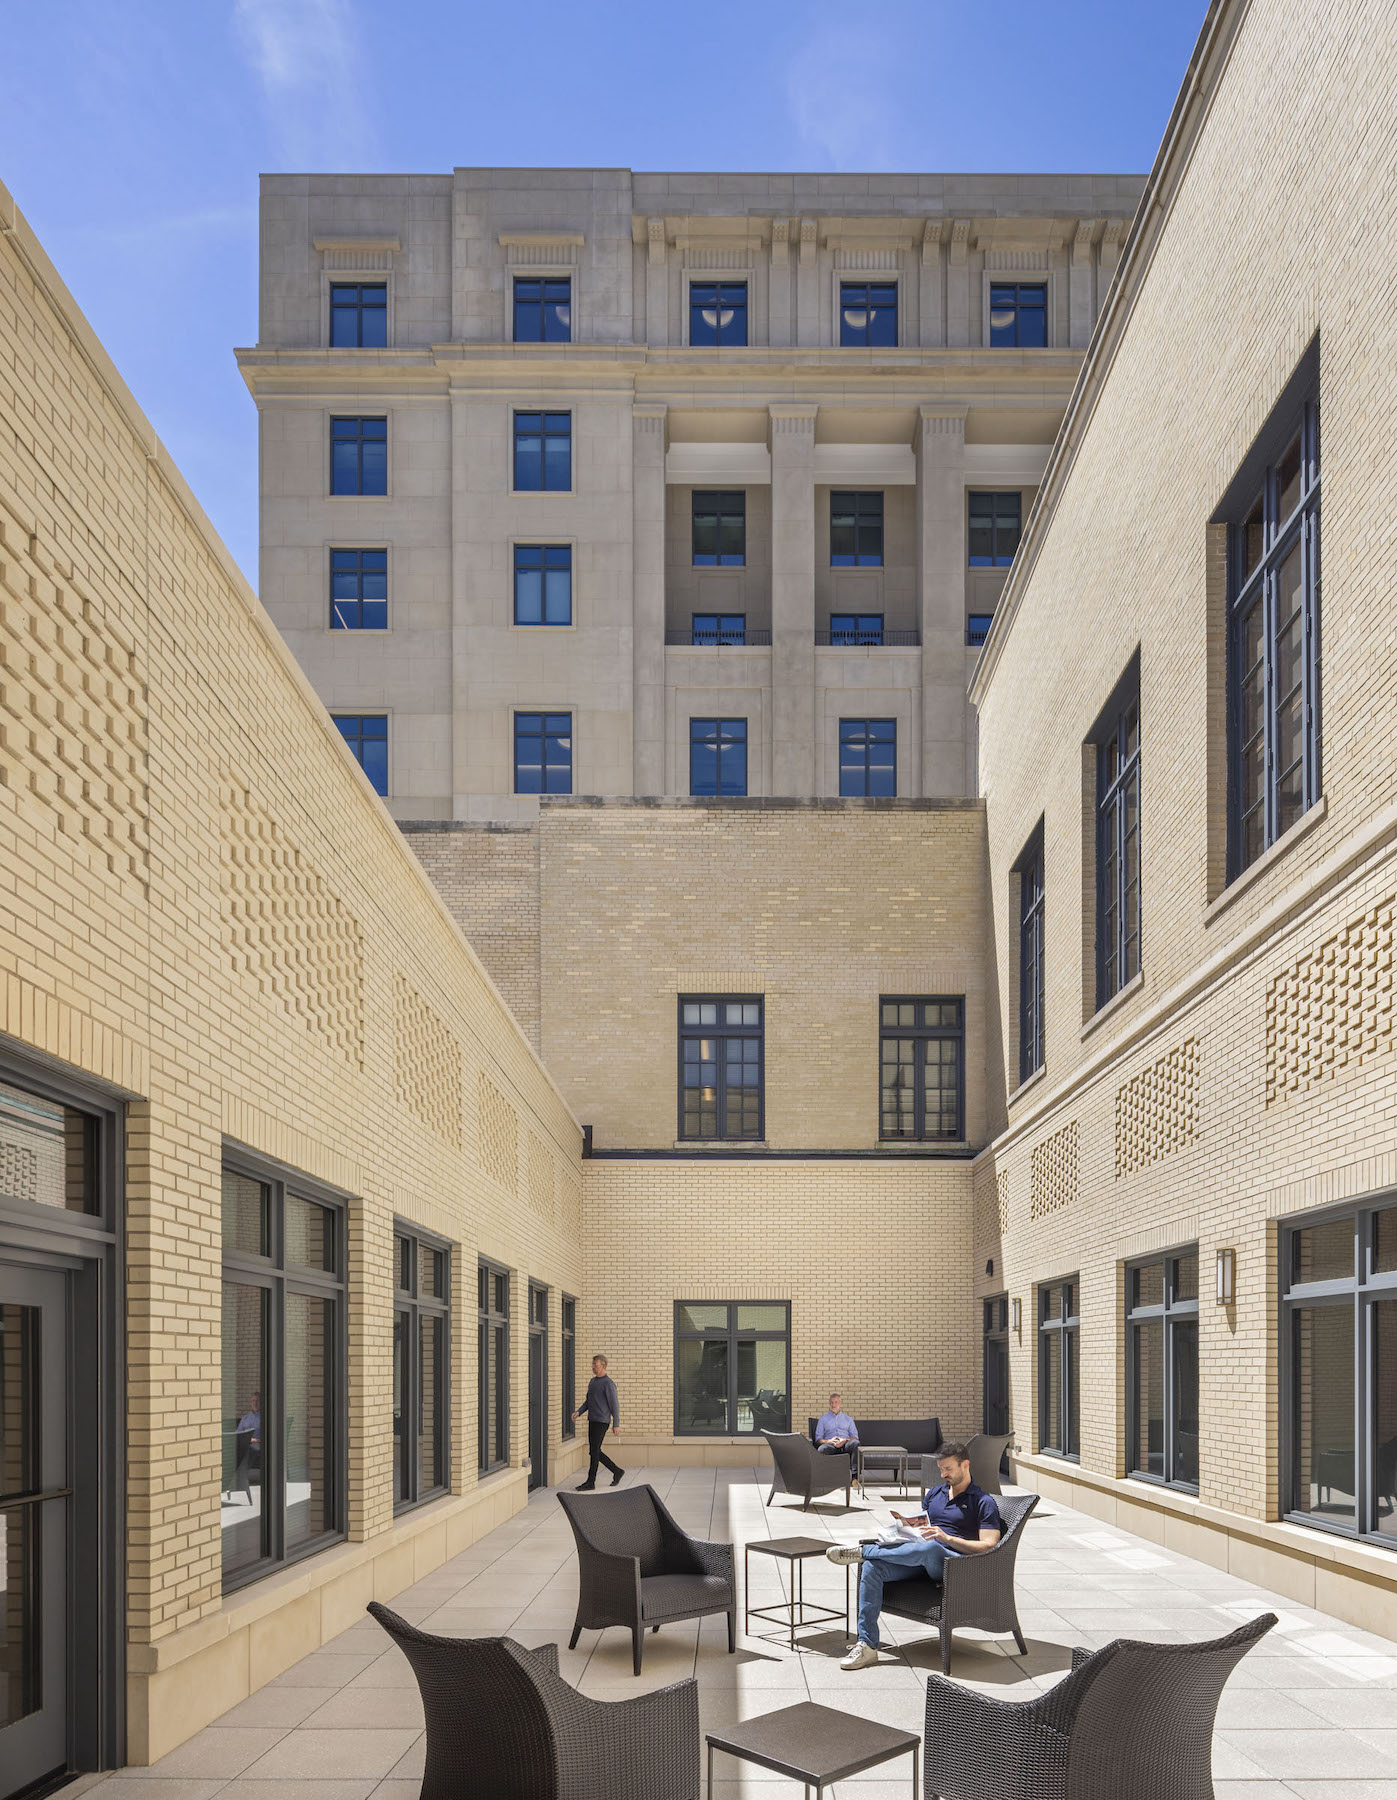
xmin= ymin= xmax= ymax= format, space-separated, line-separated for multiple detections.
xmin=966 ymin=1432 xmax=1014 ymax=1497
xmin=762 ymin=1429 xmax=854 ymax=1510
xmin=923 ymin=1612 xmax=1276 ymax=1800
xmin=367 ymin=1602 xmax=700 ymax=1800
xmin=558 ymin=1484 xmax=735 ymax=1675
xmin=863 ymin=1491 xmax=1038 ymax=1673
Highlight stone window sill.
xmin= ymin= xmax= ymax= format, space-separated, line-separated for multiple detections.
xmin=1008 ymin=1064 xmax=1047 ymax=1105
xmin=1080 ymin=969 xmax=1146 ymax=1043
xmin=1204 ymin=795 xmax=1327 ymax=926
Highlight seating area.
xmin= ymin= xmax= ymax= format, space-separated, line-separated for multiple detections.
xmin=94 ymin=1461 xmax=1397 ymax=1800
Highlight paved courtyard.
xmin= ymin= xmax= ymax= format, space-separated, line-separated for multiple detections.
xmin=84 ymin=1467 xmax=1397 ymax=1798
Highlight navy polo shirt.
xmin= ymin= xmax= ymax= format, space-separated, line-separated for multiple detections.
xmin=920 ymin=1479 xmax=1004 ymax=1542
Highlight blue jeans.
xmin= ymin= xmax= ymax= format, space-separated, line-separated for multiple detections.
xmin=856 ymin=1539 xmax=958 ymax=1648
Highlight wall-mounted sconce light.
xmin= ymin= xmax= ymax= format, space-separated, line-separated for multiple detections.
xmin=1011 ymin=1296 xmax=1022 ymax=1332
xmin=986 ymin=1258 xmax=995 ymax=1277
xmin=1216 ymin=1247 xmax=1236 ymax=1305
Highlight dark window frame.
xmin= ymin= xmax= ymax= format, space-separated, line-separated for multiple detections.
xmin=332 ymin=713 xmax=389 ymax=797
xmin=393 ymin=1222 xmax=451 ymax=1515
xmin=878 ymin=996 xmax=965 ymax=1143
xmin=830 ymin=491 xmax=884 ymax=567
xmin=1016 ymin=826 xmax=1045 ymax=1083
xmin=983 ymin=1296 xmax=1010 ymax=1437
xmin=512 ymin=411 xmax=573 ymax=493
xmin=691 ymin=490 xmax=746 ymax=567
xmin=329 ymin=548 xmax=388 ymax=631
xmin=968 ymin=491 xmax=1022 ymax=567
xmin=512 ymin=276 xmax=572 ymax=344
xmin=677 ymin=994 xmax=765 ymax=1142
xmin=1037 ymin=1277 xmax=1080 ymax=1460
xmin=1093 ymin=660 xmax=1142 ymax=1009
xmin=1280 ymin=1194 xmax=1397 ymax=1548
xmin=1125 ymin=1248 xmax=1200 ymax=1493
xmin=561 ymin=1295 xmax=577 ymax=1439
xmin=477 ymin=1259 xmax=510 ymax=1475
xmin=221 ymin=1148 xmax=349 ymax=1593
xmin=839 ymin=717 xmax=897 ymax=798
xmin=689 ymin=717 xmax=748 ymax=798
xmin=1225 ymin=390 xmax=1321 ymax=880
xmin=330 ymin=415 xmax=388 ymax=496
xmin=691 ymin=612 xmax=747 ymax=646
xmin=513 ymin=544 xmax=573 ymax=627
xmin=689 ymin=280 xmax=748 ymax=347
xmin=673 ymin=1300 xmax=791 ymax=1436
xmin=989 ymin=283 xmax=1048 ymax=348
xmin=839 ymin=281 xmax=898 ymax=348
xmin=513 ymin=711 xmax=573 ymax=795
xmin=329 ymin=283 xmax=388 ymax=349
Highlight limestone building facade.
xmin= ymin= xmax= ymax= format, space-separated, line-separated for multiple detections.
xmin=238 ymin=169 xmax=1143 ymax=820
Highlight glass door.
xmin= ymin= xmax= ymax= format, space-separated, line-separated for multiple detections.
xmin=527 ymin=1286 xmax=547 ymax=1491
xmin=1 ymin=1264 xmax=69 ymax=1798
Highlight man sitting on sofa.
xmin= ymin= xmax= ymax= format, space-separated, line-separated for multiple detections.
xmin=826 ymin=1439 xmax=1003 ymax=1670
xmin=814 ymin=1392 xmax=860 ymax=1455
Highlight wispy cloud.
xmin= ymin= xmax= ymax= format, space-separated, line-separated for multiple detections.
xmin=786 ymin=16 xmax=901 ymax=168
xmin=233 ymin=0 xmax=375 ymax=168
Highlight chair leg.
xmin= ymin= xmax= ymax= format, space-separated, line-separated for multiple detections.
xmin=767 ymin=1482 xmax=778 ymax=1505
xmin=568 ymin=1618 xmax=582 ymax=1650
xmin=632 ymin=1626 xmax=643 ymax=1676
xmin=727 ymin=1608 xmax=736 ymax=1653
xmin=941 ymin=1627 xmax=953 ymax=1676
xmin=1013 ymin=1625 xmax=1028 ymax=1655
xmin=652 ymin=1625 xmax=660 ymax=1633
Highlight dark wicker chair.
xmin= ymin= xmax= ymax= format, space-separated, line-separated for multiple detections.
xmin=919 ymin=1432 xmax=1015 ymax=1498
xmin=367 ymin=1602 xmax=700 ymax=1800
xmin=762 ymin=1429 xmax=854 ymax=1510
xmin=862 ymin=1491 xmax=1038 ymax=1674
xmin=923 ymin=1612 xmax=1277 ymax=1800
xmin=558 ymin=1484 xmax=735 ymax=1675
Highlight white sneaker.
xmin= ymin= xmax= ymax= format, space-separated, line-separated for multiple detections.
xmin=825 ymin=1544 xmax=863 ymax=1566
xmin=840 ymin=1639 xmax=879 ymax=1670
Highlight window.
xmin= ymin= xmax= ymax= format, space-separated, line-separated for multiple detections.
xmin=691 ymin=612 xmax=746 ymax=646
xmin=830 ymin=491 xmax=884 ymax=567
xmin=690 ymin=281 xmax=748 ymax=347
xmin=1016 ymin=828 xmax=1044 ymax=1082
xmin=1126 ymin=1251 xmax=1199 ymax=1489
xmin=561 ymin=1296 xmax=577 ymax=1439
xmin=1283 ymin=1199 xmax=1397 ymax=1545
xmin=221 ymin=1160 xmax=346 ymax=1589
xmin=989 ymin=284 xmax=1047 ymax=348
xmin=879 ymin=998 xmax=964 ymax=1142
xmin=968 ymin=492 xmax=1022 ymax=567
xmin=514 ymin=712 xmax=572 ymax=795
xmin=830 ymin=613 xmax=884 ymax=646
xmin=0 ymin=1072 xmax=99 ymax=1214
xmin=514 ymin=545 xmax=572 ymax=626
xmin=1094 ymin=664 xmax=1141 ymax=1007
xmin=840 ymin=281 xmax=897 ymax=347
xmin=983 ymin=1297 xmax=1010 ymax=1438
xmin=330 ymin=549 xmax=388 ymax=630
xmin=394 ymin=1226 xmax=450 ymax=1511
xmin=1038 ymin=1279 xmax=1079 ymax=1459
xmin=678 ymin=996 xmax=763 ymax=1141
xmin=329 ymin=283 xmax=387 ymax=349
xmin=839 ymin=718 xmax=896 ymax=797
xmin=513 ymin=411 xmax=571 ymax=492
xmin=333 ymin=714 xmax=388 ymax=796
xmin=690 ymin=718 xmax=747 ymax=798
xmin=330 ymin=416 xmax=387 ymax=496
xmin=675 ymin=1301 xmax=789 ymax=1435
xmin=967 ymin=613 xmax=994 ymax=648
xmin=477 ymin=1260 xmax=509 ymax=1474
xmin=1226 ymin=390 xmax=1321 ymax=878
xmin=513 ymin=277 xmax=571 ymax=343
xmin=692 ymin=491 xmax=745 ymax=566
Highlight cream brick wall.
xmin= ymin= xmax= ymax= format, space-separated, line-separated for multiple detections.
xmin=0 ymin=179 xmax=585 ymax=1764
xmin=971 ymin=0 xmax=1397 ymax=1632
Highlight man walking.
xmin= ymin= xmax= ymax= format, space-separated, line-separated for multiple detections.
xmin=825 ymin=1440 xmax=1003 ymax=1669
xmin=573 ymin=1353 xmax=625 ymax=1489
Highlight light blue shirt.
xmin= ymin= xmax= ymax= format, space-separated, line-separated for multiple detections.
xmin=815 ymin=1409 xmax=858 ymax=1444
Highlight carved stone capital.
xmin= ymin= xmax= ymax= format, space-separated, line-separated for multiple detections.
xmin=949 ymin=219 xmax=971 ymax=266
xmin=633 ymin=403 xmax=668 ymax=437
xmin=771 ymin=217 xmax=790 ymax=268
xmin=799 ymin=217 xmax=817 ymax=267
xmin=918 ymin=403 xmax=968 ymax=440
xmin=647 ymin=217 xmax=667 ymax=266
xmin=1071 ymin=218 xmax=1099 ymax=266
xmin=768 ymin=403 xmax=819 ymax=441
xmin=921 ymin=219 xmax=944 ymax=265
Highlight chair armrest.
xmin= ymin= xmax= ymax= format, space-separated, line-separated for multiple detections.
xmin=575 ymin=1544 xmax=643 ymax=1628
xmin=926 ymin=1672 xmax=1072 ymax=1800
xmin=525 ymin=1640 xmax=560 ymax=1674
xmin=1070 ymin=1644 xmax=1095 ymax=1672
xmin=941 ymin=1536 xmax=1016 ymax=1618
xmin=551 ymin=1674 xmax=701 ymax=1800
xmin=685 ymin=1535 xmax=734 ymax=1582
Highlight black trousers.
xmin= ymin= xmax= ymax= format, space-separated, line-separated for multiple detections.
xmin=587 ymin=1418 xmax=622 ymax=1482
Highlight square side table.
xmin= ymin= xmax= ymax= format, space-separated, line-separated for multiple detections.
xmin=706 ymin=1699 xmax=919 ymax=1797
xmin=744 ymin=1536 xmax=851 ymax=1650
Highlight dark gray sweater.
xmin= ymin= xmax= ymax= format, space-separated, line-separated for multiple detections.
xmin=582 ymin=1373 xmax=620 ymax=1425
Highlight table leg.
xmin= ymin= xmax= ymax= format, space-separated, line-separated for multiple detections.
xmin=744 ymin=1545 xmax=749 ymax=1639
xmin=845 ymin=1559 xmax=851 ymax=1634
xmin=912 ymin=1739 xmax=920 ymax=1799
xmin=707 ymin=1742 xmax=713 ymax=1799
xmin=792 ymin=1556 xmax=800 ymax=1650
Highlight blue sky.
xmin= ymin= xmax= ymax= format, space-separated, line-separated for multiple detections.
xmin=2 ymin=0 xmax=1205 ymax=584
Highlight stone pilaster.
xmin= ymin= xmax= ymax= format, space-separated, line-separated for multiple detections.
xmin=920 ymin=220 xmax=944 ymax=348
xmin=632 ymin=404 xmax=667 ymax=795
xmin=646 ymin=217 xmax=668 ymax=346
xmin=1070 ymin=219 xmax=1100 ymax=349
xmin=449 ymin=386 xmax=471 ymax=812
xmin=947 ymin=220 xmax=971 ymax=347
xmin=796 ymin=219 xmax=819 ymax=346
xmin=917 ymin=404 xmax=969 ymax=797
xmin=769 ymin=404 xmax=818 ymax=795
xmin=770 ymin=218 xmax=792 ymax=348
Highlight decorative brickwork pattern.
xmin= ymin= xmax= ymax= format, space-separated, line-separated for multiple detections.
xmin=0 ymin=534 xmax=149 ymax=888
xmin=222 ymin=784 xmax=365 ymax=1067
xmin=394 ymin=976 xmax=462 ymax=1147
xmin=478 ymin=1072 xmax=518 ymax=1193
xmin=559 ymin=1171 xmax=582 ymax=1240
xmin=997 ymin=1167 xmax=1010 ymax=1236
xmin=1029 ymin=1121 xmax=1079 ymax=1221
xmin=1266 ymin=899 xmax=1395 ymax=1106
xmin=1115 ymin=1038 xmax=1201 ymax=1176
xmin=527 ymin=1131 xmax=555 ymax=1224
xmin=0 ymin=1144 xmax=37 ymax=1203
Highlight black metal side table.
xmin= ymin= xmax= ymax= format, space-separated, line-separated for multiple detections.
xmin=744 ymin=1536 xmax=851 ymax=1650
xmin=707 ymin=1700 xmax=920 ymax=1798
